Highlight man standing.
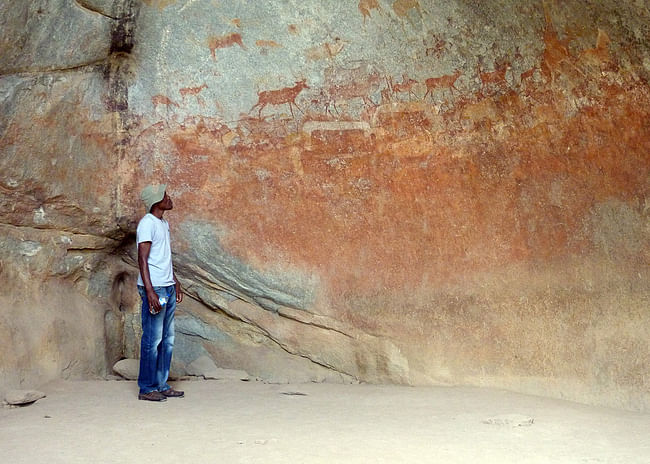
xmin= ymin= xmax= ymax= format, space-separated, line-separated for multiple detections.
xmin=136 ymin=184 xmax=184 ymax=402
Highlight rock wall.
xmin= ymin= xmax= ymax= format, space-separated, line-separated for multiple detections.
xmin=1 ymin=0 xmax=648 ymax=411
xmin=0 ymin=0 xmax=135 ymax=390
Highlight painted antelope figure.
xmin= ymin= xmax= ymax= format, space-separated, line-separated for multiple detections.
xmin=151 ymin=94 xmax=179 ymax=109
xmin=519 ymin=65 xmax=538 ymax=91
xmin=423 ymin=70 xmax=462 ymax=101
xmin=392 ymin=0 xmax=421 ymax=19
xmin=477 ymin=59 xmax=511 ymax=95
xmin=358 ymin=0 xmax=381 ymax=24
xmin=250 ymin=79 xmax=309 ymax=119
xmin=323 ymin=62 xmax=383 ymax=113
xmin=390 ymin=74 xmax=419 ymax=100
xmin=208 ymin=32 xmax=246 ymax=60
xmin=180 ymin=83 xmax=208 ymax=102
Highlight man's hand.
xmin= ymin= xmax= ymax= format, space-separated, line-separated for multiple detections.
xmin=147 ymin=288 xmax=162 ymax=314
xmin=175 ymin=280 xmax=183 ymax=304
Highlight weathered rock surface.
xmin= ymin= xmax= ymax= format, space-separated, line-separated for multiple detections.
xmin=1 ymin=0 xmax=649 ymax=411
xmin=0 ymin=1 xmax=113 ymax=74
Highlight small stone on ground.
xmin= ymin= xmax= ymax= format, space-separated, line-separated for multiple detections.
xmin=112 ymin=359 xmax=139 ymax=380
xmin=4 ymin=390 xmax=46 ymax=406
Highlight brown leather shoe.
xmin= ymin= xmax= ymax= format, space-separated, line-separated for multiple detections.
xmin=161 ymin=388 xmax=184 ymax=398
xmin=138 ymin=391 xmax=167 ymax=402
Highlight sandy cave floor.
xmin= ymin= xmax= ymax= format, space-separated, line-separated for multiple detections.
xmin=0 ymin=379 xmax=648 ymax=464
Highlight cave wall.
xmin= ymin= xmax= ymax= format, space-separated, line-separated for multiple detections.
xmin=1 ymin=0 xmax=648 ymax=411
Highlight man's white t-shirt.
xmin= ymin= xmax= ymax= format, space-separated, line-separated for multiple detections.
xmin=136 ymin=213 xmax=175 ymax=287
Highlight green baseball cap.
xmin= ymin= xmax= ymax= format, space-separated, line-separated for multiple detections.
xmin=140 ymin=184 xmax=166 ymax=212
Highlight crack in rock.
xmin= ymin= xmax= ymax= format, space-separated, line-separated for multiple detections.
xmin=74 ymin=0 xmax=121 ymax=20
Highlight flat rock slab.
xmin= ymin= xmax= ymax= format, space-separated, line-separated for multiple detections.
xmin=5 ymin=390 xmax=46 ymax=406
xmin=482 ymin=414 xmax=534 ymax=427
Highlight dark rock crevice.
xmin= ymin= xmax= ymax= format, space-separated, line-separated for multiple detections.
xmin=74 ymin=0 xmax=122 ymax=21
xmin=107 ymin=1 xmax=138 ymax=55
xmin=104 ymin=0 xmax=139 ymax=114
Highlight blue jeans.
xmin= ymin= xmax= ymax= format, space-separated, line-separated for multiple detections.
xmin=137 ymin=285 xmax=176 ymax=394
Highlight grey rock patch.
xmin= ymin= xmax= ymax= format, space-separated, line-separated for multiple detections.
xmin=112 ymin=358 xmax=139 ymax=380
xmin=5 ymin=390 xmax=46 ymax=406
xmin=482 ymin=414 xmax=534 ymax=427
xmin=169 ymin=359 xmax=188 ymax=380
xmin=186 ymin=355 xmax=250 ymax=381
xmin=0 ymin=0 xmax=113 ymax=73
xmin=178 ymin=222 xmax=318 ymax=311
xmin=186 ymin=355 xmax=218 ymax=376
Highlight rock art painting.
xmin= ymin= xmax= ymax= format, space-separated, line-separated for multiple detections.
xmin=1 ymin=0 xmax=649 ymax=411
xmin=359 ymin=0 xmax=381 ymax=23
xmin=250 ymin=79 xmax=310 ymax=119
xmin=208 ymin=32 xmax=246 ymax=59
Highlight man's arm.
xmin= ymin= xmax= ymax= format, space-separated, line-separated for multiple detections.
xmin=138 ymin=241 xmax=162 ymax=313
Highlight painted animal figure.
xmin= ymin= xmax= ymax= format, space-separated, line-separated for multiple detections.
xmin=250 ymin=79 xmax=309 ymax=118
xmin=391 ymin=74 xmax=419 ymax=99
xmin=519 ymin=66 xmax=538 ymax=92
xmin=478 ymin=61 xmax=510 ymax=94
xmin=151 ymin=94 xmax=179 ymax=109
xmin=208 ymin=33 xmax=246 ymax=60
xmin=519 ymin=66 xmax=537 ymax=82
xmin=380 ymin=86 xmax=392 ymax=104
xmin=359 ymin=0 xmax=381 ymax=23
xmin=423 ymin=70 xmax=461 ymax=100
xmin=324 ymin=62 xmax=383 ymax=112
xmin=540 ymin=3 xmax=583 ymax=83
xmin=579 ymin=29 xmax=611 ymax=69
xmin=392 ymin=0 xmax=421 ymax=19
xmin=180 ymin=83 xmax=208 ymax=102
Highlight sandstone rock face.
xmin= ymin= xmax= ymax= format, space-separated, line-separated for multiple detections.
xmin=1 ymin=0 xmax=649 ymax=411
xmin=0 ymin=0 xmax=136 ymax=395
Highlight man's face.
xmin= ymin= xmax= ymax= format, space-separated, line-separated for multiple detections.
xmin=160 ymin=192 xmax=173 ymax=210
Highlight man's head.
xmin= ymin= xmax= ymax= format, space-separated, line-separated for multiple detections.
xmin=140 ymin=184 xmax=173 ymax=213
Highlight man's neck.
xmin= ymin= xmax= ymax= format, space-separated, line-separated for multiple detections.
xmin=150 ymin=208 xmax=164 ymax=219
